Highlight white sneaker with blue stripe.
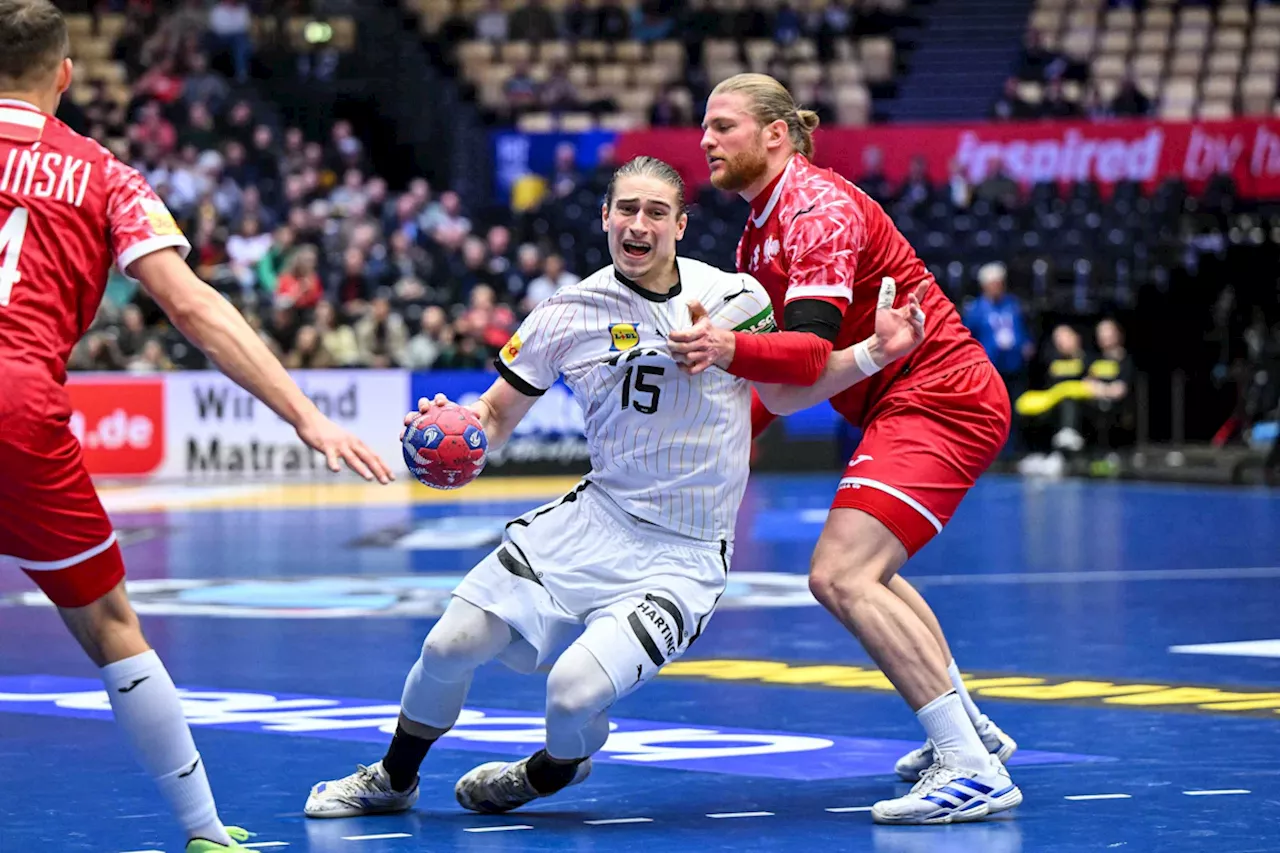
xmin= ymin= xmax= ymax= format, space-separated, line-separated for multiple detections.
xmin=304 ymin=761 xmax=418 ymax=818
xmin=894 ymin=714 xmax=1017 ymax=782
xmin=872 ymin=752 xmax=1022 ymax=825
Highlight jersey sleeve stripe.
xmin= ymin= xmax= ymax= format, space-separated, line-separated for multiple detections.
xmin=785 ymin=283 xmax=854 ymax=300
xmin=116 ymin=234 xmax=192 ymax=279
xmin=494 ymin=358 xmax=548 ymax=397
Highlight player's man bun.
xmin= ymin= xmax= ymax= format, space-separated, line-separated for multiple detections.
xmin=711 ymin=73 xmax=820 ymax=159
xmin=0 ymin=0 xmax=68 ymax=90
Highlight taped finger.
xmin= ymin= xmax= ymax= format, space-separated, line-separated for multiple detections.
xmin=878 ymin=276 xmax=897 ymax=311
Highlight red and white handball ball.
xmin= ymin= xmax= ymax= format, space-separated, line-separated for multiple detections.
xmin=401 ymin=403 xmax=488 ymax=489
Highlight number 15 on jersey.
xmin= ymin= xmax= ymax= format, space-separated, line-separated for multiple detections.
xmin=0 ymin=206 xmax=29 ymax=307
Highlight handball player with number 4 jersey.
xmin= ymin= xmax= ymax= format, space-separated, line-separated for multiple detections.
xmin=0 ymin=2 xmax=391 ymax=849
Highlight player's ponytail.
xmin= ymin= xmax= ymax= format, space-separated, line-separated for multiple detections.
xmin=711 ymin=73 xmax=820 ymax=159
xmin=793 ymin=109 xmax=820 ymax=159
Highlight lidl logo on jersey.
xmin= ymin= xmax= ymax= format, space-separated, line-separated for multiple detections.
xmin=609 ymin=322 xmax=641 ymax=351
xmin=0 ymin=675 xmax=1105 ymax=779
xmin=499 ymin=332 xmax=522 ymax=365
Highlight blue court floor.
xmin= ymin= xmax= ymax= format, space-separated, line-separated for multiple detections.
xmin=1 ymin=473 xmax=1278 ymax=852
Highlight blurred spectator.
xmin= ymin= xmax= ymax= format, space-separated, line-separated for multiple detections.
xmin=474 ymin=0 xmax=508 ymax=41
xmin=128 ymin=338 xmax=175 ymax=374
xmin=1084 ymin=318 xmax=1135 ymax=463
xmin=964 ymin=262 xmax=1034 ymax=406
xmin=510 ymin=0 xmax=559 ymax=42
xmin=226 ymin=217 xmax=273 ymax=293
xmin=503 ymin=61 xmax=542 ymax=113
xmin=207 ymin=0 xmax=252 ymax=82
xmin=524 ymin=254 xmax=580 ymax=311
xmin=277 ymin=246 xmax=324 ymax=310
xmin=404 ymin=306 xmax=450 ymax=370
xmin=1110 ymin=77 xmax=1152 ymax=117
xmin=356 ymin=297 xmax=409 ymax=368
xmin=286 ymin=325 xmax=334 ymax=369
xmin=597 ymin=0 xmax=632 ymax=41
xmin=314 ymin=301 xmax=361 ymax=367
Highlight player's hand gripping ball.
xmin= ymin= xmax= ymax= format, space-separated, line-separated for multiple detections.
xmin=402 ymin=401 xmax=488 ymax=489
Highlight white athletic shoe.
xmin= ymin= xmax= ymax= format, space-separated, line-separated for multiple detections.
xmin=304 ymin=761 xmax=418 ymax=819
xmin=455 ymin=755 xmax=592 ymax=814
xmin=894 ymin=715 xmax=1018 ymax=782
xmin=872 ymin=752 xmax=1022 ymax=825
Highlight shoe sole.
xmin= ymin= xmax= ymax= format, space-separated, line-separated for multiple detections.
xmin=871 ymin=785 xmax=1023 ymax=825
xmin=304 ymin=799 xmax=415 ymax=819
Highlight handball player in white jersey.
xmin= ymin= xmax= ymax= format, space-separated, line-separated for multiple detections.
xmin=304 ymin=156 xmax=927 ymax=817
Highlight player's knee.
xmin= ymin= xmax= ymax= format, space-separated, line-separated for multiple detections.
xmin=418 ymin=631 xmax=479 ymax=682
xmin=546 ymin=653 xmax=614 ymax=730
xmin=808 ymin=551 xmax=882 ymax=613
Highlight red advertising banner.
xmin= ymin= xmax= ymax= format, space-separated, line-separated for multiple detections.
xmin=65 ymin=376 xmax=166 ymax=477
xmin=615 ymin=118 xmax=1280 ymax=199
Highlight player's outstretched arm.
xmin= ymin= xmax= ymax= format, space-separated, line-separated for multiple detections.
xmin=755 ymin=278 xmax=928 ymax=415
xmin=130 ymin=248 xmax=393 ymax=483
xmin=405 ymin=377 xmax=539 ymax=454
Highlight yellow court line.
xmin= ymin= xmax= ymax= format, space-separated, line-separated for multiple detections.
xmin=158 ymin=476 xmax=585 ymax=510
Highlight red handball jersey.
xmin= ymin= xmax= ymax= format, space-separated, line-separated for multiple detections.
xmin=0 ymin=98 xmax=190 ymax=385
xmin=737 ymin=154 xmax=988 ymax=427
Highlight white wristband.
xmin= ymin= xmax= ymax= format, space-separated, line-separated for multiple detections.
xmin=853 ymin=340 xmax=882 ymax=377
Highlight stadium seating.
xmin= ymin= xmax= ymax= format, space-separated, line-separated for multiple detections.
xmin=1025 ymin=0 xmax=1280 ymax=120
xmin=405 ymin=0 xmax=905 ymax=129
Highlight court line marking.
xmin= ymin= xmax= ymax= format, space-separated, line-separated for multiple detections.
xmin=118 ymin=849 xmax=164 ymax=852
xmin=341 ymin=833 xmax=414 ymax=841
xmin=243 ymin=844 xmax=291 ymax=849
xmin=707 ymin=811 xmax=775 ymax=819
xmin=583 ymin=817 xmax=654 ymax=825
xmin=463 ymin=825 xmax=534 ymax=833
xmin=1183 ymin=789 xmax=1251 ymax=796
xmin=825 ymin=806 xmax=874 ymax=812
xmin=1065 ymin=793 xmax=1132 ymax=801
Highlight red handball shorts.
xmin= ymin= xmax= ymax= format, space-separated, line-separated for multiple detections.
xmin=832 ymin=360 xmax=1012 ymax=557
xmin=0 ymin=369 xmax=125 ymax=608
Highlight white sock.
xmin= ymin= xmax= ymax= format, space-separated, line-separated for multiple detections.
xmin=947 ymin=659 xmax=985 ymax=729
xmin=916 ymin=690 xmax=988 ymax=771
xmin=102 ymin=650 xmax=231 ymax=846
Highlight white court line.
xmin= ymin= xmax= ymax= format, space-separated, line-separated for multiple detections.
xmin=707 ymin=811 xmax=774 ymax=819
xmin=244 ymin=844 xmax=291 ymax=849
xmin=119 ymin=849 xmax=163 ymax=852
xmin=341 ymin=833 xmax=413 ymax=841
xmin=1183 ymin=789 xmax=1251 ymax=796
xmin=584 ymin=817 xmax=654 ymax=825
xmin=825 ymin=806 xmax=874 ymax=813
xmin=464 ymin=825 xmax=533 ymax=833
xmin=1169 ymin=640 xmax=1280 ymax=659
xmin=1065 ymin=794 xmax=1132 ymax=801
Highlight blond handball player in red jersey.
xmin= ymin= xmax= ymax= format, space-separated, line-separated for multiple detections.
xmin=0 ymin=2 xmax=392 ymax=849
xmin=668 ymin=73 xmax=1021 ymax=825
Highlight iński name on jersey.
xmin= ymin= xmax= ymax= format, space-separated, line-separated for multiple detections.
xmin=0 ymin=148 xmax=92 ymax=206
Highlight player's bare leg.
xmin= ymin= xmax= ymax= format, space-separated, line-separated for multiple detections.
xmin=809 ymin=510 xmax=1020 ymax=823
xmin=58 ymin=580 xmax=249 ymax=850
xmin=886 ymin=575 xmax=1017 ymax=780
